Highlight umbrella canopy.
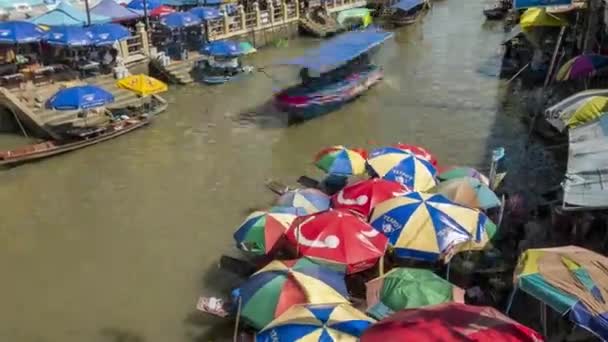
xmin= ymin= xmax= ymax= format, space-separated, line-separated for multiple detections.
xmin=314 ymin=145 xmax=367 ymax=176
xmin=91 ymin=0 xmax=142 ymax=22
xmin=159 ymin=12 xmax=202 ymax=29
xmin=331 ymin=178 xmax=409 ymax=218
xmin=365 ymin=268 xmax=465 ymax=319
xmin=0 ymin=21 xmax=44 ymax=44
xmin=437 ymin=166 xmax=490 ymax=186
xmin=257 ymin=303 xmax=375 ymax=342
xmin=149 ymin=5 xmax=175 ymax=17
xmin=285 ymin=209 xmax=388 ymax=273
xmin=512 ymin=246 xmax=608 ymax=340
xmin=127 ymin=0 xmax=162 ymax=11
xmin=431 ymin=177 xmax=501 ymax=210
xmin=46 ymin=85 xmax=114 ymax=110
xmin=456 ymin=212 xmax=497 ymax=253
xmin=236 ymin=258 xmax=349 ymax=330
xmin=561 ymin=96 xmax=608 ymax=129
xmin=116 ymin=74 xmax=168 ymax=96
xmin=556 ymin=54 xmax=608 ymax=81
xmin=369 ymin=192 xmax=481 ymax=262
xmin=88 ymin=23 xmax=131 ymax=46
xmin=42 ymin=25 xmax=94 ymax=46
xmin=520 ymin=8 xmax=567 ymax=32
xmin=189 ymin=6 xmax=222 ymax=20
xmin=31 ymin=1 xmax=111 ymax=26
xmin=238 ymin=41 xmax=257 ymax=55
xmin=233 ymin=209 xmax=297 ymax=255
xmin=276 ymin=188 xmax=331 ymax=215
xmin=361 ymin=303 xmax=543 ymax=342
xmin=336 ymin=8 xmax=373 ymax=29
xmin=366 ymin=146 xmax=437 ymax=191
xmin=200 ymin=39 xmax=244 ymax=57
xmin=393 ymin=143 xmax=438 ymax=167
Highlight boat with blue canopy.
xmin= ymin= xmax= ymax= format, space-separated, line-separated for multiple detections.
xmin=198 ymin=40 xmax=256 ymax=84
xmin=388 ymin=0 xmax=430 ymax=26
xmin=273 ymin=28 xmax=393 ymax=121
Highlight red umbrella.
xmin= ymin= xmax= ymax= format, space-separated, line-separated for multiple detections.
xmin=361 ymin=303 xmax=543 ymax=342
xmin=150 ymin=5 xmax=175 ymax=17
xmin=285 ymin=209 xmax=388 ymax=274
xmin=393 ymin=143 xmax=438 ymax=167
xmin=331 ymin=178 xmax=410 ymax=218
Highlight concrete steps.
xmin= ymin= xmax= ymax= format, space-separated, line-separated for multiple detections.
xmin=152 ymin=55 xmax=203 ymax=85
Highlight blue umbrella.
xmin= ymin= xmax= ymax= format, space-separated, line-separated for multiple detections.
xmin=160 ymin=12 xmax=202 ymax=29
xmin=276 ymin=188 xmax=331 ymax=215
xmin=127 ymin=0 xmax=162 ymax=11
xmin=46 ymin=85 xmax=115 ymax=110
xmin=0 ymin=21 xmax=45 ymax=44
xmin=200 ymin=40 xmax=242 ymax=57
xmin=43 ymin=26 xmax=94 ymax=47
xmin=88 ymin=23 xmax=131 ymax=46
xmin=189 ymin=6 xmax=222 ymax=20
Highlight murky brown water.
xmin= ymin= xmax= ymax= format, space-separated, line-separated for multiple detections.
xmin=0 ymin=1 xmax=544 ymax=341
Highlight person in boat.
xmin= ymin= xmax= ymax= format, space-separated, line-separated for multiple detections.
xmin=300 ymin=67 xmax=311 ymax=85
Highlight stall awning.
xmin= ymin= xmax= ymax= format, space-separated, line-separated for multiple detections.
xmin=91 ymin=0 xmax=142 ymax=22
xmin=391 ymin=0 xmax=425 ymax=12
xmin=31 ymin=1 xmax=110 ymax=26
xmin=276 ymin=29 xmax=394 ymax=73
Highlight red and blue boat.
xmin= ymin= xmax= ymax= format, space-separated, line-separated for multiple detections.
xmin=273 ymin=29 xmax=394 ymax=121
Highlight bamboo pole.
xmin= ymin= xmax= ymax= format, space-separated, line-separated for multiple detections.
xmin=506 ymin=63 xmax=529 ymax=84
xmin=233 ymin=296 xmax=242 ymax=342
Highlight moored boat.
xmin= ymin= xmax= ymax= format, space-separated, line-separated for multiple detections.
xmin=483 ymin=0 xmax=511 ymax=20
xmin=388 ymin=0 xmax=430 ymax=26
xmin=198 ymin=40 xmax=256 ymax=85
xmin=273 ymin=29 xmax=393 ymax=122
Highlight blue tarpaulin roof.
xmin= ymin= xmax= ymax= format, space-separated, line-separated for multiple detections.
xmin=31 ymin=1 xmax=111 ymax=26
xmin=276 ymin=29 xmax=394 ymax=73
xmin=391 ymin=0 xmax=425 ymax=12
xmin=162 ymin=0 xmax=199 ymax=5
xmin=91 ymin=0 xmax=142 ymax=22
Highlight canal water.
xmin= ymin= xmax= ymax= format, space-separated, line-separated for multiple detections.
xmin=0 ymin=1 xmax=556 ymax=341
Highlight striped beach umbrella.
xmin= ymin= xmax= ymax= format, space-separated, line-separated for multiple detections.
xmin=366 ymin=147 xmax=437 ymax=191
xmin=431 ymin=177 xmax=501 ymax=210
xmin=314 ymin=145 xmax=367 ymax=176
xmin=437 ymin=166 xmax=490 ymax=186
xmin=233 ymin=210 xmax=297 ymax=255
xmin=277 ymin=188 xmax=331 ymax=215
xmin=256 ymin=303 xmax=375 ymax=342
xmin=369 ymin=192 xmax=480 ymax=262
xmin=236 ymin=258 xmax=349 ymax=330
xmin=392 ymin=143 xmax=438 ymax=167
xmin=331 ymin=178 xmax=410 ymax=218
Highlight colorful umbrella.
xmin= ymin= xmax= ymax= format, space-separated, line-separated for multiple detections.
xmin=392 ymin=143 xmax=438 ymax=167
xmin=437 ymin=166 xmax=490 ymax=186
xmin=189 ymin=6 xmax=222 ymax=20
xmin=127 ymin=0 xmax=162 ymax=11
xmin=42 ymin=25 xmax=94 ymax=47
xmin=0 ymin=21 xmax=44 ymax=44
xmin=361 ymin=303 xmax=543 ymax=342
xmin=233 ymin=209 xmax=297 ymax=255
xmin=160 ymin=12 xmax=202 ymax=29
xmin=509 ymin=246 xmax=608 ymax=340
xmin=366 ymin=146 xmax=437 ymax=191
xmin=88 ymin=23 xmax=131 ymax=46
xmin=238 ymin=41 xmax=257 ymax=55
xmin=560 ymin=96 xmax=608 ymax=129
xmin=286 ymin=209 xmax=388 ymax=273
xmin=369 ymin=192 xmax=481 ymax=262
xmin=257 ymin=303 xmax=375 ymax=342
xmin=149 ymin=5 xmax=175 ymax=17
xmin=236 ymin=258 xmax=349 ymax=330
xmin=116 ymin=74 xmax=168 ymax=96
xmin=46 ymin=85 xmax=114 ymax=110
xmin=456 ymin=212 xmax=497 ymax=253
xmin=276 ymin=188 xmax=331 ymax=215
xmin=331 ymin=178 xmax=409 ymax=218
xmin=520 ymin=8 xmax=567 ymax=32
xmin=314 ymin=145 xmax=367 ymax=176
xmin=431 ymin=177 xmax=501 ymax=210
xmin=200 ymin=40 xmax=245 ymax=57
xmin=365 ymin=267 xmax=465 ymax=319
xmin=556 ymin=54 xmax=608 ymax=81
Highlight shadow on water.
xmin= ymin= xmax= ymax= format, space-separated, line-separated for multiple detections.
xmin=100 ymin=328 xmax=146 ymax=342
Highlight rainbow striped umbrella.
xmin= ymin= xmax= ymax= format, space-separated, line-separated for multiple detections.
xmin=366 ymin=147 xmax=437 ymax=191
xmin=256 ymin=303 xmax=375 ymax=341
xmin=314 ymin=145 xmax=367 ymax=176
xmin=236 ymin=258 xmax=349 ymax=330
xmin=233 ymin=209 xmax=298 ymax=255
xmin=277 ymin=188 xmax=331 ymax=215
xmin=369 ymin=192 xmax=481 ymax=262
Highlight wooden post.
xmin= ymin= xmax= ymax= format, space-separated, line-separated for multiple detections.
xmin=269 ymin=1 xmax=275 ymax=23
xmin=238 ymin=4 xmax=246 ymax=30
xmin=283 ymin=0 xmax=289 ymax=21
xmin=583 ymin=0 xmax=600 ymax=53
xmin=135 ymin=22 xmax=150 ymax=56
xmin=254 ymin=2 xmax=261 ymax=28
xmin=223 ymin=10 xmax=230 ymax=35
xmin=295 ymin=0 xmax=300 ymax=19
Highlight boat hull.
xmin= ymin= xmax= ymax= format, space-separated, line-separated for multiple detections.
xmin=275 ymin=66 xmax=384 ymax=121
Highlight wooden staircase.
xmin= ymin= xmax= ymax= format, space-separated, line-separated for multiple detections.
xmin=151 ymin=55 xmax=204 ymax=85
xmin=300 ymin=9 xmax=341 ymax=37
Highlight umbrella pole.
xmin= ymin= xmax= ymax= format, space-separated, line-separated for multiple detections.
xmin=379 ymin=255 xmax=384 ymax=276
xmin=232 ymin=296 xmax=242 ymax=342
xmin=504 ymin=287 xmax=517 ymax=314
xmin=540 ymin=302 xmax=548 ymax=337
xmin=446 ymin=261 xmax=450 ymax=281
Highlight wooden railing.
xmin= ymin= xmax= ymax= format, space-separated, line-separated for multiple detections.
xmin=207 ymin=1 xmax=300 ymax=41
xmin=323 ymin=0 xmax=368 ymax=12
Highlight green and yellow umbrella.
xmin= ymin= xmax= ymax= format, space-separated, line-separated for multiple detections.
xmin=314 ymin=145 xmax=367 ymax=176
xmin=520 ymin=8 xmax=567 ymax=32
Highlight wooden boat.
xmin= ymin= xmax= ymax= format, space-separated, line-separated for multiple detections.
xmin=199 ymin=62 xmax=255 ymax=85
xmin=0 ymin=96 xmax=167 ymax=166
xmin=483 ymin=0 xmax=511 ymax=20
xmin=388 ymin=0 xmax=430 ymax=26
xmin=198 ymin=41 xmax=256 ymax=85
xmin=273 ymin=29 xmax=393 ymax=122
